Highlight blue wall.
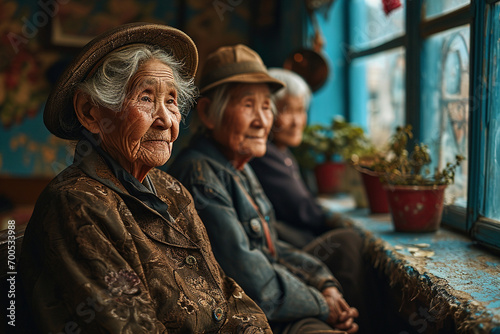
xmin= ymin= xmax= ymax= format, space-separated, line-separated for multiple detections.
xmin=307 ymin=0 xmax=347 ymax=125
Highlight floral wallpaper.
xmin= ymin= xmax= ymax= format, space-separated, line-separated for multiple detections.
xmin=0 ymin=0 xmax=55 ymax=128
xmin=0 ymin=0 xmax=70 ymax=176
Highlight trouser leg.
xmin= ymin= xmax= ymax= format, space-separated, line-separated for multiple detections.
xmin=274 ymin=220 xmax=316 ymax=249
xmin=303 ymin=228 xmax=369 ymax=333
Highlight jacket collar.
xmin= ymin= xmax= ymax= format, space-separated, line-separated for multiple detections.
xmin=191 ymin=135 xmax=233 ymax=167
xmin=73 ymin=139 xmax=196 ymax=249
xmin=190 ymin=134 xmax=257 ymax=179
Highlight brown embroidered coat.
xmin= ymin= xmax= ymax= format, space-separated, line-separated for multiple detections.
xmin=17 ymin=146 xmax=271 ymax=334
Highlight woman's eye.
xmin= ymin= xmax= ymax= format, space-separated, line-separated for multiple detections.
xmin=167 ymin=98 xmax=176 ymax=104
xmin=140 ymin=96 xmax=152 ymax=103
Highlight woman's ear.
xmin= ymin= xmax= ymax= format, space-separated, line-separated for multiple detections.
xmin=196 ymin=97 xmax=215 ymax=130
xmin=73 ymin=90 xmax=101 ymax=134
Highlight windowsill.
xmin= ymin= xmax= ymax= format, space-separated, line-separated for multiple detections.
xmin=345 ymin=208 xmax=500 ymax=333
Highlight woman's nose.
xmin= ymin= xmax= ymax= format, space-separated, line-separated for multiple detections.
xmin=253 ymin=106 xmax=272 ymax=127
xmin=291 ymin=111 xmax=306 ymax=127
xmin=152 ymin=103 xmax=173 ymax=130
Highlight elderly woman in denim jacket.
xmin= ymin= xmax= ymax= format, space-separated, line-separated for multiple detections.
xmin=17 ymin=24 xmax=272 ymax=334
xmin=168 ymin=44 xmax=359 ymax=334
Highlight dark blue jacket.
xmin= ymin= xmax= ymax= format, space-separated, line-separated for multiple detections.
xmin=169 ymin=135 xmax=339 ymax=322
xmin=250 ymin=142 xmax=327 ymax=233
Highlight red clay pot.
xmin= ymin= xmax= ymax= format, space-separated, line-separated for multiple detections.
xmin=359 ymin=170 xmax=390 ymax=214
xmin=314 ymin=162 xmax=346 ymax=194
xmin=384 ymin=184 xmax=447 ymax=232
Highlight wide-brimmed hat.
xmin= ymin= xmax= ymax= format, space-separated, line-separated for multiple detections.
xmin=44 ymin=22 xmax=198 ymax=140
xmin=198 ymin=44 xmax=284 ymax=94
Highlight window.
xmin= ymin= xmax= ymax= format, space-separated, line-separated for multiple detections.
xmin=350 ymin=0 xmax=405 ymax=50
xmin=424 ymin=0 xmax=470 ymax=19
xmin=350 ymin=48 xmax=405 ymax=147
xmin=346 ymin=0 xmax=500 ymax=250
xmin=421 ymin=25 xmax=470 ymax=207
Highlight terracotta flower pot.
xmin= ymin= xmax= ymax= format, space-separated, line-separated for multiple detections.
xmin=314 ymin=162 xmax=346 ymax=194
xmin=384 ymin=184 xmax=447 ymax=232
xmin=358 ymin=169 xmax=389 ymax=214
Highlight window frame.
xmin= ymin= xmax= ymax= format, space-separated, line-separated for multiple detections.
xmin=468 ymin=0 xmax=500 ymax=251
xmin=344 ymin=0 xmax=500 ymax=251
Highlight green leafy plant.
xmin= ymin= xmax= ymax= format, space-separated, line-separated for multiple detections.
xmin=377 ymin=125 xmax=465 ymax=186
xmin=296 ymin=117 xmax=375 ymax=168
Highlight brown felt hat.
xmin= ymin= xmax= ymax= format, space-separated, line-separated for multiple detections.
xmin=198 ymin=44 xmax=284 ymax=94
xmin=44 ymin=22 xmax=198 ymax=140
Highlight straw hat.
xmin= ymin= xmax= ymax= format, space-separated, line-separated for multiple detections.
xmin=44 ymin=22 xmax=198 ymax=140
xmin=198 ymin=44 xmax=284 ymax=94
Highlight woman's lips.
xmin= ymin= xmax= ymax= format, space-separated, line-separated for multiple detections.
xmin=143 ymin=139 xmax=170 ymax=148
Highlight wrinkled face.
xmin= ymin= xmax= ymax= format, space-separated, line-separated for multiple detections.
xmin=212 ymin=83 xmax=273 ymax=167
xmin=97 ymin=59 xmax=181 ymax=174
xmin=272 ymin=94 xmax=307 ymax=148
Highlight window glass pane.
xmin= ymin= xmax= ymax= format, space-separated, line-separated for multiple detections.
xmin=350 ymin=0 xmax=405 ymax=50
xmin=421 ymin=25 xmax=470 ymax=206
xmin=484 ymin=3 xmax=500 ymax=221
xmin=424 ymin=0 xmax=470 ymax=19
xmin=350 ymin=48 xmax=406 ymax=147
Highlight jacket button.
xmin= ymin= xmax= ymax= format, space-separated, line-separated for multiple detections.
xmin=213 ymin=307 xmax=224 ymax=322
xmin=185 ymin=255 xmax=197 ymax=267
xmin=250 ymin=219 xmax=262 ymax=233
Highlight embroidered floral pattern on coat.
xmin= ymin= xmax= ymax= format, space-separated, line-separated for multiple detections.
xmin=17 ymin=145 xmax=272 ymax=334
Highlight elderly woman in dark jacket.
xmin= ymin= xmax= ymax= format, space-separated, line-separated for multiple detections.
xmin=168 ymin=44 xmax=359 ymax=334
xmin=17 ymin=23 xmax=271 ymax=334
xmin=249 ymin=68 xmax=348 ymax=248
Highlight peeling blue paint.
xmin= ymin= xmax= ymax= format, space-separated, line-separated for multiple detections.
xmin=350 ymin=209 xmax=500 ymax=331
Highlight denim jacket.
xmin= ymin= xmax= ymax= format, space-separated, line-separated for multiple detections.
xmin=169 ymin=136 xmax=338 ymax=323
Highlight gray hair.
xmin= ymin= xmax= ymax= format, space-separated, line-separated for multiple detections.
xmin=77 ymin=44 xmax=198 ymax=117
xmin=267 ymin=68 xmax=311 ymax=109
xmin=194 ymin=83 xmax=277 ymax=133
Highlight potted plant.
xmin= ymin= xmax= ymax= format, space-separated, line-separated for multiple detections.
xmin=379 ymin=125 xmax=464 ymax=232
xmin=351 ymin=150 xmax=391 ymax=214
xmin=296 ymin=117 xmax=372 ymax=194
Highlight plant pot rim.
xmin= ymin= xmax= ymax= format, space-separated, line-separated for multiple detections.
xmin=318 ymin=161 xmax=346 ymax=165
xmin=383 ymin=184 xmax=448 ymax=191
xmin=353 ymin=164 xmax=383 ymax=177
xmin=314 ymin=161 xmax=347 ymax=169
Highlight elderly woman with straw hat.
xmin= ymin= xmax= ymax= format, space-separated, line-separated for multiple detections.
xmin=16 ymin=23 xmax=271 ymax=333
xmin=169 ymin=44 xmax=359 ymax=334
